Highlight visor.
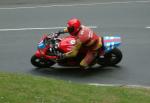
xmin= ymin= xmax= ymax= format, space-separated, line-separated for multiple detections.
xmin=67 ymin=26 xmax=74 ymax=33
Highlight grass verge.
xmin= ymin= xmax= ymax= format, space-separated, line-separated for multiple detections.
xmin=0 ymin=72 xmax=150 ymax=103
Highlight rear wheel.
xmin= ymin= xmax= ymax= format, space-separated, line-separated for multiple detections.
xmin=31 ymin=55 xmax=55 ymax=68
xmin=97 ymin=48 xmax=122 ymax=66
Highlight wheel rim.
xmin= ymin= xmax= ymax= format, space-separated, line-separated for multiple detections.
xmin=35 ymin=58 xmax=46 ymax=65
xmin=110 ymin=53 xmax=117 ymax=62
xmin=97 ymin=48 xmax=122 ymax=66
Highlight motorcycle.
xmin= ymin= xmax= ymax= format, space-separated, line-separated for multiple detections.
xmin=31 ymin=32 xmax=122 ymax=68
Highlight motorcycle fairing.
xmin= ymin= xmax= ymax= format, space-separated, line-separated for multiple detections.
xmin=38 ymin=40 xmax=46 ymax=49
xmin=59 ymin=36 xmax=77 ymax=53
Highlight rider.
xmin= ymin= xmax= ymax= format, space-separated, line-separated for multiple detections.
xmin=59 ymin=18 xmax=102 ymax=69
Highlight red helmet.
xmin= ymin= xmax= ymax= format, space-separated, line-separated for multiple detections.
xmin=67 ymin=18 xmax=81 ymax=36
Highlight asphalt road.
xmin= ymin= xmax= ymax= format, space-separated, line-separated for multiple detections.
xmin=0 ymin=1 xmax=150 ymax=86
xmin=0 ymin=0 xmax=145 ymax=6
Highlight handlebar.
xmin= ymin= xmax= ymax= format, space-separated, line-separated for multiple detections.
xmin=48 ymin=30 xmax=65 ymax=38
xmin=47 ymin=33 xmax=59 ymax=39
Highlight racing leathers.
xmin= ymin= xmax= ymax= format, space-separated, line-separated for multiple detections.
xmin=63 ymin=25 xmax=102 ymax=69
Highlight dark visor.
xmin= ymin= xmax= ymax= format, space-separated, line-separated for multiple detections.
xmin=67 ymin=26 xmax=74 ymax=33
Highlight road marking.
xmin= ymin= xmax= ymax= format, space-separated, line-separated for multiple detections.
xmin=0 ymin=1 xmax=150 ymax=10
xmin=145 ymin=26 xmax=150 ymax=29
xmin=135 ymin=1 xmax=150 ymax=3
xmin=88 ymin=83 xmax=150 ymax=89
xmin=0 ymin=26 xmax=97 ymax=32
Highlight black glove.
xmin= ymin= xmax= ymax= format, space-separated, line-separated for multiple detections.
xmin=57 ymin=30 xmax=65 ymax=35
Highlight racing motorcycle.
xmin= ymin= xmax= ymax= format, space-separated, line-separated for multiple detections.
xmin=31 ymin=32 xmax=122 ymax=68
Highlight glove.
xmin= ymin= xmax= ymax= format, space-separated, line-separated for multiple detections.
xmin=57 ymin=53 xmax=66 ymax=60
xmin=57 ymin=30 xmax=65 ymax=35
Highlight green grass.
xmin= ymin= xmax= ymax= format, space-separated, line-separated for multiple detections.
xmin=0 ymin=72 xmax=150 ymax=103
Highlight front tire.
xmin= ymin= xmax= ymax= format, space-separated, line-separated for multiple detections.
xmin=97 ymin=48 xmax=122 ymax=66
xmin=31 ymin=55 xmax=55 ymax=68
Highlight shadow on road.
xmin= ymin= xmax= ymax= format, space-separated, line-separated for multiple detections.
xmin=29 ymin=65 xmax=122 ymax=79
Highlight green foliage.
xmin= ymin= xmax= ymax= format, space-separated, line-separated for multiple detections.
xmin=0 ymin=72 xmax=150 ymax=103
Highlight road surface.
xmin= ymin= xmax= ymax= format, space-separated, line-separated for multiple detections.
xmin=0 ymin=0 xmax=150 ymax=86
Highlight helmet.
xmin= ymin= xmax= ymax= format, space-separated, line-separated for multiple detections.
xmin=67 ymin=18 xmax=81 ymax=36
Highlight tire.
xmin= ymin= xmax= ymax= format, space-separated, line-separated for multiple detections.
xmin=97 ymin=48 xmax=122 ymax=66
xmin=31 ymin=55 xmax=55 ymax=68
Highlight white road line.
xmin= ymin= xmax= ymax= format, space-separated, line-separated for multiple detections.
xmin=135 ymin=0 xmax=150 ymax=3
xmin=88 ymin=83 xmax=150 ymax=89
xmin=145 ymin=26 xmax=150 ymax=29
xmin=0 ymin=1 xmax=150 ymax=10
xmin=0 ymin=26 xmax=97 ymax=32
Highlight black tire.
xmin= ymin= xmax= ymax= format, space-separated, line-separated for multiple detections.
xmin=97 ymin=48 xmax=122 ymax=66
xmin=31 ymin=55 xmax=55 ymax=68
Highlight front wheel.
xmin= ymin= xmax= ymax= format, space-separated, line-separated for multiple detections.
xmin=31 ymin=55 xmax=55 ymax=68
xmin=97 ymin=48 xmax=122 ymax=66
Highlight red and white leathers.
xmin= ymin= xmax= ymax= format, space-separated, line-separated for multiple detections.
xmin=64 ymin=25 xmax=102 ymax=69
